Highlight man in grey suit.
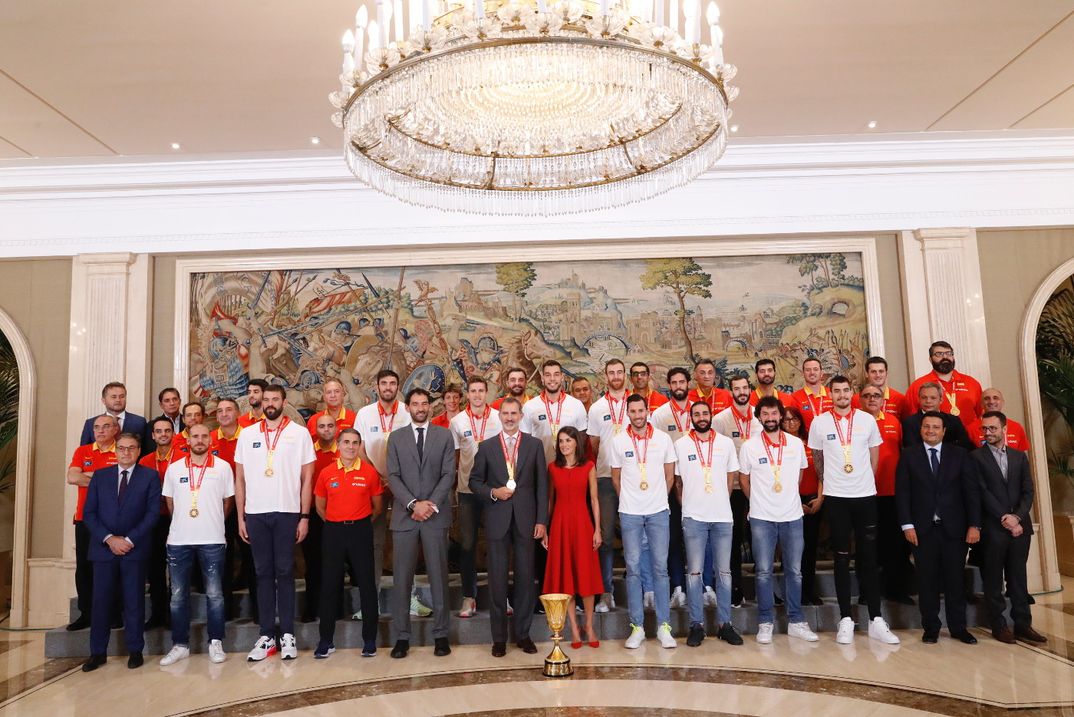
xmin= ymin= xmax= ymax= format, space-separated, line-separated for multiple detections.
xmin=972 ymin=410 xmax=1046 ymax=645
xmin=469 ymin=397 xmax=548 ymax=657
xmin=387 ymin=387 xmax=456 ymax=659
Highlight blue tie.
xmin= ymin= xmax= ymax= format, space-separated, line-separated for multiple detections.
xmin=928 ymin=447 xmax=939 ymax=476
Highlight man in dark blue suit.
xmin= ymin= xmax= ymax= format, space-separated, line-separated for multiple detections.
xmin=80 ymin=382 xmax=151 ymax=455
xmin=81 ymin=432 xmax=161 ymax=671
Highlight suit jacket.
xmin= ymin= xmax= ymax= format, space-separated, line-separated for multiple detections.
xmin=387 ymin=424 xmax=456 ymax=531
xmin=895 ymin=442 xmax=982 ymax=542
xmin=82 ymin=464 xmax=161 ymax=562
xmin=81 ymin=412 xmax=150 ymax=453
xmin=469 ymin=432 xmax=548 ymax=540
xmin=972 ymin=445 xmax=1035 ymax=538
xmin=901 ymin=411 xmax=975 ymax=451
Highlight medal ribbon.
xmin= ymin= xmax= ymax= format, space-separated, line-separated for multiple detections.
xmin=541 ymin=391 xmax=565 ymax=432
xmin=761 ymin=431 xmax=785 ymax=488
xmin=606 ymin=392 xmax=627 ymax=432
xmin=690 ymin=429 xmax=716 ymax=491
xmin=935 ymin=374 xmax=960 ymax=414
xmin=467 ymin=405 xmax=491 ymax=443
xmin=499 ymin=432 xmax=520 ymax=482
xmin=831 ymin=409 xmax=855 ymax=468
xmin=185 ymin=455 xmax=212 ymax=508
xmin=262 ymin=416 xmax=290 ymax=473
xmin=629 ymin=424 xmax=653 ymax=487
xmin=378 ymin=401 xmax=399 ymax=434
xmin=671 ymin=400 xmax=691 ymax=434
xmin=731 ymin=405 xmax=753 ymax=440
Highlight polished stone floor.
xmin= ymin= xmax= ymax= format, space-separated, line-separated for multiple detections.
xmin=4 ymin=578 xmax=1074 ymax=716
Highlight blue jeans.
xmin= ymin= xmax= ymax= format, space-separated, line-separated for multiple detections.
xmin=640 ymin=533 xmax=654 ymax=592
xmin=167 ymin=543 xmax=226 ymax=645
xmin=683 ymin=518 xmax=733 ymax=626
xmin=751 ymin=518 xmax=804 ymax=624
xmin=621 ymin=510 xmax=670 ymax=627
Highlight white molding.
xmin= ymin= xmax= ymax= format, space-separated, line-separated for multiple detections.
xmin=0 ymin=308 xmax=36 ymax=628
xmin=1 ymin=134 xmax=1074 ymax=257
xmin=25 ymin=558 xmax=73 ymax=628
xmin=174 ymin=236 xmax=885 ymax=396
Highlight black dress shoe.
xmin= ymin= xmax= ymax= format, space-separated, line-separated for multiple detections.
xmin=773 ymin=595 xmax=784 ymax=606
xmin=951 ymin=630 xmax=977 ymax=645
xmin=516 ymin=637 xmax=538 ymax=654
xmin=67 ymin=616 xmax=91 ymax=632
xmin=434 ymin=637 xmax=451 ymax=656
xmin=491 ymin=642 xmax=507 ymax=657
xmin=390 ymin=640 xmax=409 ymax=658
xmin=82 ymin=655 xmax=106 ymax=672
xmin=921 ymin=631 xmax=939 ymax=644
xmin=127 ymin=652 xmax=144 ymax=669
xmin=887 ymin=594 xmax=916 ymax=606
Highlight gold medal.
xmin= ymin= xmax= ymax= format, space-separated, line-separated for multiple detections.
xmin=640 ymin=481 xmax=649 ymax=491
xmin=185 ymin=456 xmax=211 ymax=519
xmin=264 ymin=466 xmax=274 ymax=477
xmin=949 ymin=404 xmax=960 ymax=417
xmin=639 ymin=463 xmax=649 ymax=490
xmin=703 ymin=465 xmax=713 ymax=494
xmin=614 ymin=424 xmax=622 ymax=435
xmin=773 ymin=482 xmax=783 ymax=494
xmin=704 ymin=483 xmax=713 ymax=493
xmin=844 ymin=463 xmax=853 ymax=473
xmin=189 ymin=506 xmax=199 ymax=518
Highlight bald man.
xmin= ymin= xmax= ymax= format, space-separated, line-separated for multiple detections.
xmin=972 ymin=389 xmax=1030 ymax=452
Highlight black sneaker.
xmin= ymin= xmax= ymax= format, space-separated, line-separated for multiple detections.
xmin=362 ymin=640 xmax=377 ymax=657
xmin=314 ymin=641 xmax=335 ymax=659
xmin=717 ymin=622 xmax=744 ymax=646
xmin=686 ymin=624 xmax=706 ymax=647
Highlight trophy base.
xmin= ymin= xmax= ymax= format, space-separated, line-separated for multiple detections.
xmin=542 ymin=643 xmax=574 ymax=678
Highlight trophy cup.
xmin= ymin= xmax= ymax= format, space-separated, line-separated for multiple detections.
xmin=539 ymin=593 xmax=574 ymax=678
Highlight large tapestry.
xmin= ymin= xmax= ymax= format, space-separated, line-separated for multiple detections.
xmin=187 ymin=252 xmax=870 ymax=418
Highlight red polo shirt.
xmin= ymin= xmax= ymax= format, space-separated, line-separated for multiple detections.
xmin=306 ymin=406 xmax=356 ymax=438
xmin=800 ymin=445 xmax=820 ymax=495
xmin=211 ymin=426 xmax=242 ymax=468
xmin=792 ymin=387 xmax=833 ymax=430
xmin=172 ymin=430 xmax=192 ymax=458
xmin=907 ymin=370 xmax=983 ymax=433
xmin=688 ymin=387 xmax=733 ymax=414
xmin=432 ymin=411 xmax=457 ymax=429
xmin=69 ymin=442 xmax=119 ymax=521
xmin=491 ymin=395 xmax=530 ymax=410
xmin=749 ymin=388 xmax=795 ymax=409
xmin=237 ymin=411 xmax=264 ymax=428
xmin=873 ymin=412 xmax=903 ymax=496
xmin=852 ymin=386 xmax=910 ymax=420
xmin=139 ymin=447 xmax=177 ymax=515
xmin=315 ymin=458 xmax=383 ymax=521
xmin=637 ymin=389 xmax=668 ymax=411
xmin=314 ymin=441 xmax=340 ymax=478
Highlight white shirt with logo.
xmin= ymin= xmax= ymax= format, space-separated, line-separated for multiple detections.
xmin=521 ymin=392 xmax=589 ymax=464
xmin=354 ymin=401 xmax=412 ymax=477
xmin=450 ymin=407 xmax=502 ymax=493
xmin=234 ymin=419 xmax=315 ymax=514
xmin=163 ymin=457 xmax=235 ymax=544
xmin=807 ymin=409 xmax=883 ymax=498
xmin=609 ymin=428 xmax=676 ymax=516
xmin=739 ymin=433 xmax=809 ymax=522
xmin=587 ymin=393 xmax=631 ymax=477
xmin=651 ymin=400 xmax=692 ymax=443
xmin=674 ymin=432 xmax=738 ymax=523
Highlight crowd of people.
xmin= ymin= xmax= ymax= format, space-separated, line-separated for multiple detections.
xmin=67 ymin=340 xmax=1044 ymax=671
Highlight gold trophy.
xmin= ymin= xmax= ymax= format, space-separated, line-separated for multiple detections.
xmin=539 ymin=593 xmax=574 ymax=678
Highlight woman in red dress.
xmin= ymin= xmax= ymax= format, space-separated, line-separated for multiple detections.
xmin=542 ymin=426 xmax=603 ymax=648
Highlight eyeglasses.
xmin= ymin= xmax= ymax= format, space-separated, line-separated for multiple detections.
xmin=781 ymin=416 xmax=800 ymax=423
xmin=630 ymin=370 xmax=648 ymax=376
xmin=981 ymin=425 xmax=1004 ymax=432
xmin=861 ymin=393 xmax=883 ymax=399
xmin=931 ymin=350 xmax=954 ymax=358
xmin=116 ymin=445 xmax=140 ymax=452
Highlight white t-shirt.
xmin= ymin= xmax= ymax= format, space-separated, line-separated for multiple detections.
xmin=807 ymin=409 xmax=882 ymax=498
xmin=674 ymin=431 xmax=738 ymax=523
xmin=652 ymin=400 xmax=693 ymax=443
xmin=354 ymin=400 xmax=412 ymax=477
xmin=234 ymin=418 xmax=316 ymax=514
xmin=450 ymin=406 xmax=502 ymax=493
xmin=163 ymin=456 xmax=236 ymax=545
xmin=739 ymin=432 xmax=808 ymax=522
xmin=609 ymin=427 xmax=676 ymax=516
xmin=521 ymin=392 xmax=589 ymax=464
xmin=713 ymin=405 xmax=762 ymax=489
xmin=587 ymin=392 xmax=631 ymax=477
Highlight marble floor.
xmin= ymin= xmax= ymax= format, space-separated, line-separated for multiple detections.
xmin=4 ymin=580 xmax=1074 ymax=716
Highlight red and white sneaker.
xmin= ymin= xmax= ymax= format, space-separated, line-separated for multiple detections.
xmin=247 ymin=635 xmax=277 ymax=662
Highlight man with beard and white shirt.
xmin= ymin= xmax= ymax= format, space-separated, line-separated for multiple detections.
xmin=907 ymin=341 xmax=983 ymax=434
xmin=492 ymin=366 xmax=531 ymax=410
xmin=450 ymin=376 xmax=502 ymax=618
xmin=159 ymin=424 xmax=235 ymax=666
xmin=713 ymin=375 xmax=762 ymax=607
xmin=611 ymin=395 xmax=677 ymax=649
xmin=739 ymin=397 xmax=818 ymax=644
xmin=808 ymin=375 xmax=899 ymax=645
xmin=675 ymin=400 xmax=743 ymax=648
xmin=587 ymin=359 xmax=630 ymax=613
xmin=354 ymin=369 xmax=432 ymax=619
xmin=235 ymin=384 xmax=316 ymax=661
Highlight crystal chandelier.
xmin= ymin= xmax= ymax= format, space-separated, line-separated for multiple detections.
xmin=330 ymin=0 xmax=737 ymax=215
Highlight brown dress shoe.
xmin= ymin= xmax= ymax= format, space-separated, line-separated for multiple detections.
xmin=1015 ymin=625 xmax=1047 ymax=644
xmin=992 ymin=626 xmax=1016 ymax=644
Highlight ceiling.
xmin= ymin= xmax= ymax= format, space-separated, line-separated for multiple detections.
xmin=1 ymin=0 xmax=1073 ymax=162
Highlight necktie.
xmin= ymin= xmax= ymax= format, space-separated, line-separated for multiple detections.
xmin=119 ymin=469 xmax=129 ymax=500
xmin=928 ymin=447 xmax=939 ymax=476
xmin=416 ymin=427 xmax=425 ymax=462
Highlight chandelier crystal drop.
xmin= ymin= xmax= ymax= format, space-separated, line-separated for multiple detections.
xmin=331 ymin=0 xmax=737 ymax=216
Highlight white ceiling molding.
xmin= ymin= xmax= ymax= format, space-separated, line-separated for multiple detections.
xmin=1 ymin=132 xmax=1074 ymax=257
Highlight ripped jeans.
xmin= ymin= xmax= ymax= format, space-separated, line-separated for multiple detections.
xmin=167 ymin=543 xmax=226 ymax=646
xmin=826 ymin=496 xmax=882 ymax=619
xmin=683 ymin=518 xmax=733 ymax=627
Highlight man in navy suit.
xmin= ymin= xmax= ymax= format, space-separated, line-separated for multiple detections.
xmin=80 ymin=382 xmax=151 ymax=455
xmin=81 ymin=432 xmax=161 ymax=671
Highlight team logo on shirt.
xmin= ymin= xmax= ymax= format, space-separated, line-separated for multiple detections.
xmin=603 ymin=415 xmax=611 ymax=421
xmin=802 ymin=404 xmax=812 ymax=411
xmin=667 ymin=425 xmax=676 ymax=431
xmin=83 ymin=460 xmax=92 ymax=467
xmin=758 ymin=458 xmax=768 ymax=464
xmin=687 ymin=454 xmax=697 ymax=461
xmin=463 ymin=430 xmax=473 ymax=437
xmin=370 ymin=426 xmax=379 ymax=433
xmin=179 ymin=476 xmax=189 ymax=483
xmin=538 ymin=414 xmax=547 ymax=421
xmin=330 ymin=481 xmax=340 ymax=488
xmin=731 ymin=431 xmax=740 ymax=438
xmin=253 ymin=441 xmax=262 ymax=448
xmin=625 ymin=450 xmax=634 ymax=458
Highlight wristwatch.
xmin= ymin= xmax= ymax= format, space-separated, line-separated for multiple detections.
xmin=300 ymin=513 xmax=310 ymax=519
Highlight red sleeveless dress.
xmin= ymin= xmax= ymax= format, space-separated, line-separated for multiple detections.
xmin=542 ymin=460 xmax=604 ymax=597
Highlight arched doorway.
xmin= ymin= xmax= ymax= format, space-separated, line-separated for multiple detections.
xmin=1020 ymin=258 xmax=1074 ymax=591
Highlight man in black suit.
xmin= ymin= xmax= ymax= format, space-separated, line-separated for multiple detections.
xmin=902 ymin=382 xmax=974 ymax=450
xmin=972 ymin=410 xmax=1046 ymax=644
xmin=79 ymin=382 xmax=151 ymax=455
xmin=895 ymin=411 xmax=981 ymax=644
xmin=80 ymin=432 xmax=161 ymax=671
xmin=386 ymin=388 xmax=457 ymax=659
xmin=469 ymin=396 xmax=548 ymax=657
xmin=152 ymin=387 xmax=185 ymax=436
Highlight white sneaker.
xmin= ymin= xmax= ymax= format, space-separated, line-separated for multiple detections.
xmin=247 ymin=635 xmax=277 ymax=662
xmin=458 ymin=596 xmax=477 ymax=618
xmin=788 ymin=622 xmax=819 ymax=642
xmin=836 ymin=616 xmax=855 ymax=645
xmin=756 ymin=622 xmax=774 ymax=644
xmin=595 ymin=592 xmax=613 ymax=613
xmin=352 ymin=597 xmax=381 ymax=620
xmin=159 ymin=645 xmax=190 ymax=666
xmin=506 ymin=598 xmax=514 ymax=616
xmin=868 ymin=616 xmax=900 ymax=645
xmin=670 ymin=586 xmax=686 ymax=608
xmin=625 ymin=624 xmax=646 ymax=649
xmin=410 ymin=593 xmax=433 ymax=617
xmin=703 ymin=586 xmax=717 ymax=607
xmin=208 ymin=640 xmax=226 ymax=663
xmin=643 ymin=591 xmax=655 ymax=610
xmin=280 ymin=633 xmax=298 ymax=660
xmin=657 ymin=622 xmax=677 ymax=648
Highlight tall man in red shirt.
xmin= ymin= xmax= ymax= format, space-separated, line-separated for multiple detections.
xmin=749 ymin=358 xmax=794 ymax=408
xmin=688 ymin=359 xmax=732 ymax=414
xmin=140 ymin=417 xmax=176 ymax=629
xmin=907 ymin=341 xmax=983 ymax=433
xmin=66 ymin=414 xmax=120 ymax=631
xmin=491 ymin=367 xmax=530 ymax=410
xmin=793 ymin=357 xmax=832 ymax=430
xmin=306 ymin=378 xmax=356 ymax=438
xmin=973 ymin=388 xmax=1030 ymax=451
xmin=853 ymin=357 xmax=910 ymax=419
xmin=630 ymin=362 xmax=668 ymax=411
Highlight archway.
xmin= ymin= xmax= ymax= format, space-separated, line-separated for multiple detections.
xmin=1019 ymin=258 xmax=1074 ymax=592
xmin=0 ymin=309 xmax=35 ymax=627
